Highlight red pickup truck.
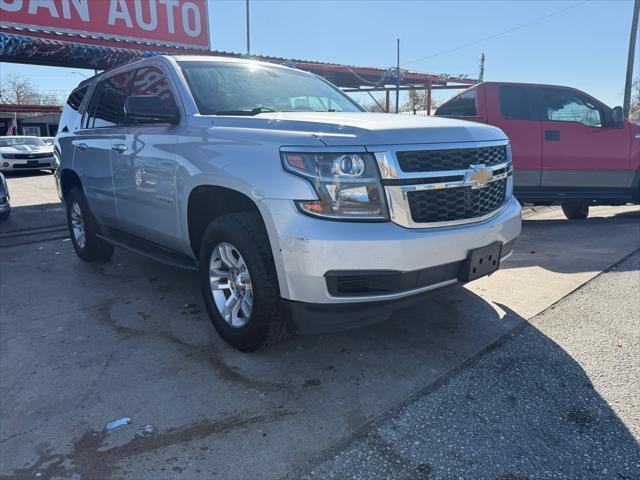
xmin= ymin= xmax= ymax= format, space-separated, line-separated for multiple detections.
xmin=435 ymin=82 xmax=640 ymax=219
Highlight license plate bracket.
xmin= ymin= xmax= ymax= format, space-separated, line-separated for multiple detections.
xmin=459 ymin=242 xmax=502 ymax=282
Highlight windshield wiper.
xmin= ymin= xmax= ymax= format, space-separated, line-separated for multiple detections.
xmin=213 ymin=107 xmax=277 ymax=116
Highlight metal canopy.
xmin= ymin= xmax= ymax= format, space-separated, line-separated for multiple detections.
xmin=0 ymin=31 xmax=477 ymax=113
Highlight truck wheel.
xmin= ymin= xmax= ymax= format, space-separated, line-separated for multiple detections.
xmin=66 ymin=188 xmax=115 ymax=262
xmin=199 ymin=212 xmax=289 ymax=352
xmin=561 ymin=202 xmax=589 ymax=220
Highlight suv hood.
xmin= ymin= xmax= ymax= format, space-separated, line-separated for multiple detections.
xmin=212 ymin=112 xmax=507 ymax=146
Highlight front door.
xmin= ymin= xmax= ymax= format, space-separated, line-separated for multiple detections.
xmin=537 ymin=87 xmax=632 ymax=190
xmin=111 ymin=65 xmax=181 ymax=249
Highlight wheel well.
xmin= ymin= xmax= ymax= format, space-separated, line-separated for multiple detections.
xmin=59 ymin=169 xmax=83 ymax=202
xmin=187 ymin=186 xmax=265 ymax=259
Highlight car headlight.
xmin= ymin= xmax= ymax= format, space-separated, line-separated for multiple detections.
xmin=282 ymin=151 xmax=389 ymax=220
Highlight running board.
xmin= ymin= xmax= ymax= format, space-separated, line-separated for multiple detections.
xmin=97 ymin=227 xmax=198 ymax=271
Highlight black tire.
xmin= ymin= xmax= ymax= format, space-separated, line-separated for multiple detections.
xmin=0 ymin=209 xmax=9 ymax=220
xmin=561 ymin=201 xmax=589 ymax=220
xmin=66 ymin=188 xmax=115 ymax=262
xmin=199 ymin=212 xmax=289 ymax=352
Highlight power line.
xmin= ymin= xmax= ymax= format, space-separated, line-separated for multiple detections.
xmin=403 ymin=0 xmax=591 ymax=67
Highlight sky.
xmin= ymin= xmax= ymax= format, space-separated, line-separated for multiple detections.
xmin=0 ymin=0 xmax=636 ymax=108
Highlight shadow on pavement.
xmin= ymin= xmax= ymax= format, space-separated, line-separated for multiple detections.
xmin=290 ymin=303 xmax=640 ymax=479
xmin=500 ymin=212 xmax=640 ymax=274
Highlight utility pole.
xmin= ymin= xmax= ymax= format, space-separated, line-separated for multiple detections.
xmin=479 ymin=52 xmax=486 ymax=82
xmin=395 ymin=38 xmax=400 ymax=113
xmin=623 ymin=0 xmax=639 ymax=118
xmin=245 ymin=0 xmax=251 ymax=57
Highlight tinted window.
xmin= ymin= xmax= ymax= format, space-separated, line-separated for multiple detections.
xmin=130 ymin=66 xmax=178 ymax=113
xmin=59 ymin=86 xmax=88 ymax=132
xmin=540 ymin=88 xmax=602 ymax=127
xmin=435 ymin=89 xmax=477 ymax=117
xmin=67 ymin=86 xmax=88 ymax=111
xmin=499 ymin=86 xmax=532 ymax=120
xmin=85 ymin=72 xmax=133 ymax=128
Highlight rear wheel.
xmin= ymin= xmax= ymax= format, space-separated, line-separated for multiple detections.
xmin=561 ymin=201 xmax=589 ymax=220
xmin=66 ymin=188 xmax=115 ymax=262
xmin=199 ymin=213 xmax=289 ymax=352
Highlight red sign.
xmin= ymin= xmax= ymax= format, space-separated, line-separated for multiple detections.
xmin=0 ymin=0 xmax=209 ymax=50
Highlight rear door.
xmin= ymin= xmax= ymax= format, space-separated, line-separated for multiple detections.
xmin=486 ymin=85 xmax=542 ymax=188
xmin=536 ymin=87 xmax=631 ymax=190
xmin=74 ymin=72 xmax=132 ymax=224
xmin=111 ymin=65 xmax=181 ymax=249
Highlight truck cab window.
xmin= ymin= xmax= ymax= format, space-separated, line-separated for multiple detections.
xmin=499 ymin=86 xmax=532 ymax=120
xmin=540 ymin=88 xmax=602 ymax=127
xmin=435 ymin=89 xmax=477 ymax=117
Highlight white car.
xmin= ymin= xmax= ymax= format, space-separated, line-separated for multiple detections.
xmin=0 ymin=136 xmax=55 ymax=172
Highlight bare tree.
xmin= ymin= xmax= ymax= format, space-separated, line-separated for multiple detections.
xmin=0 ymin=74 xmax=59 ymax=105
xmin=401 ymin=89 xmax=426 ymax=114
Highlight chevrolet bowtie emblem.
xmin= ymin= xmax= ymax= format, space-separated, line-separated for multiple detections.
xmin=466 ymin=164 xmax=492 ymax=188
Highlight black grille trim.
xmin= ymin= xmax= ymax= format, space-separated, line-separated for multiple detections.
xmin=397 ymin=145 xmax=507 ymax=172
xmin=407 ymin=179 xmax=507 ymax=223
xmin=326 ymin=261 xmax=463 ymax=297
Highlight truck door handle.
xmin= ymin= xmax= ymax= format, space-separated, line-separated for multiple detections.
xmin=76 ymin=142 xmax=88 ymax=151
xmin=112 ymin=144 xmax=128 ymax=153
xmin=544 ymin=130 xmax=560 ymax=141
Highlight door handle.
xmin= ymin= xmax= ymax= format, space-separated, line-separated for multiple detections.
xmin=112 ymin=144 xmax=128 ymax=153
xmin=544 ymin=130 xmax=560 ymax=141
xmin=76 ymin=142 xmax=88 ymax=151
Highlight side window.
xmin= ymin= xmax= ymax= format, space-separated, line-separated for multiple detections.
xmin=130 ymin=66 xmax=178 ymax=112
xmin=58 ymin=85 xmax=88 ymax=131
xmin=540 ymin=88 xmax=602 ymax=127
xmin=435 ymin=89 xmax=477 ymax=117
xmin=85 ymin=71 xmax=133 ymax=128
xmin=499 ymin=86 xmax=532 ymax=120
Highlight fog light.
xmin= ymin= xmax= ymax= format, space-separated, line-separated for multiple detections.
xmin=2 ymin=162 xmax=8 ymax=168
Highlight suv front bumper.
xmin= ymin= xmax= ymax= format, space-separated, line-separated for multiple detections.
xmin=261 ymin=196 xmax=521 ymax=316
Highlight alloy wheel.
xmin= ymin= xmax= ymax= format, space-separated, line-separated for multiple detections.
xmin=209 ymin=242 xmax=253 ymax=328
xmin=70 ymin=202 xmax=86 ymax=249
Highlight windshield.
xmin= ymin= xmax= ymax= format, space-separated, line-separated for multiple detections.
xmin=0 ymin=137 xmax=46 ymax=147
xmin=179 ymin=61 xmax=364 ymax=115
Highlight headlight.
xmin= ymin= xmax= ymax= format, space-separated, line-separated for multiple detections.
xmin=282 ymin=152 xmax=389 ymax=220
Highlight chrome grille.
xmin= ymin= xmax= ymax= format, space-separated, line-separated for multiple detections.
xmin=407 ymin=179 xmax=507 ymax=223
xmin=396 ymin=145 xmax=507 ymax=172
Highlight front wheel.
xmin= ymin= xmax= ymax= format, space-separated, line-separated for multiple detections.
xmin=199 ymin=213 xmax=289 ymax=352
xmin=561 ymin=201 xmax=589 ymax=220
xmin=66 ymin=188 xmax=115 ymax=262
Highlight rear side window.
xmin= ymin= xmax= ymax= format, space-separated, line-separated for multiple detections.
xmin=85 ymin=71 xmax=133 ymax=128
xmin=130 ymin=66 xmax=178 ymax=113
xmin=499 ymin=86 xmax=532 ymax=120
xmin=58 ymin=85 xmax=88 ymax=132
xmin=435 ymin=89 xmax=477 ymax=117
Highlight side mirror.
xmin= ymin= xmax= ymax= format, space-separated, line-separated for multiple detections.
xmin=124 ymin=95 xmax=179 ymax=124
xmin=610 ymin=106 xmax=624 ymax=128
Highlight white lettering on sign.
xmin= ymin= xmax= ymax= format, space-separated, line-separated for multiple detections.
xmin=108 ymin=0 xmax=133 ymax=28
xmin=0 ymin=0 xmax=23 ymax=13
xmin=61 ymin=0 xmax=89 ymax=21
xmin=27 ymin=0 xmax=58 ymax=17
xmin=134 ymin=0 xmax=157 ymax=31
xmin=181 ymin=1 xmax=200 ymax=37
xmin=158 ymin=0 xmax=178 ymax=34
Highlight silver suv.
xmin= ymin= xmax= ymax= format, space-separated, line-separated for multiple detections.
xmin=55 ymin=56 xmax=521 ymax=351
